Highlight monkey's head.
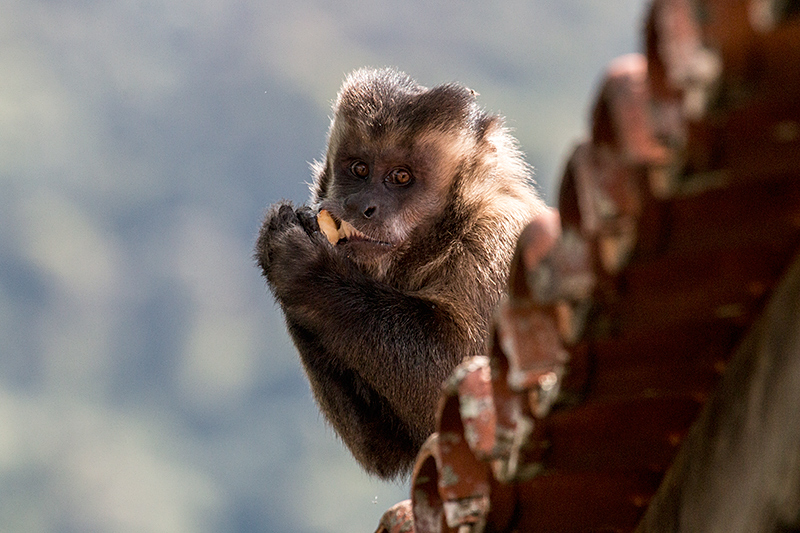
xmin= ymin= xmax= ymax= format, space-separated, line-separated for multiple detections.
xmin=311 ymin=68 xmax=513 ymax=273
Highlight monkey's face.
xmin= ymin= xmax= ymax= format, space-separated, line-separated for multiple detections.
xmin=311 ymin=68 xmax=489 ymax=271
xmin=318 ymin=125 xmax=472 ymax=267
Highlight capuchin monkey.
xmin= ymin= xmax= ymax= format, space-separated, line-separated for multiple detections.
xmin=256 ymin=67 xmax=544 ymax=478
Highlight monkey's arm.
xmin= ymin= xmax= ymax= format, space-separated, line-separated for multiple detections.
xmin=257 ymin=203 xmax=483 ymax=476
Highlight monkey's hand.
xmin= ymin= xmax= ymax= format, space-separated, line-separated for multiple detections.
xmin=255 ymin=202 xmax=325 ymax=291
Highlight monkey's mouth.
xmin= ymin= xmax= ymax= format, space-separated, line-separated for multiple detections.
xmin=318 ymin=210 xmax=393 ymax=247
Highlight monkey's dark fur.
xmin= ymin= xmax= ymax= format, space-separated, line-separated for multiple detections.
xmin=256 ymin=68 xmax=544 ymax=478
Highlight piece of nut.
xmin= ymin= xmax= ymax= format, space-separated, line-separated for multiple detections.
xmin=317 ymin=210 xmax=340 ymax=244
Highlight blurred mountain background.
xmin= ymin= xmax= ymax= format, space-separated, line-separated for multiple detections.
xmin=1 ymin=1 xmax=644 ymax=531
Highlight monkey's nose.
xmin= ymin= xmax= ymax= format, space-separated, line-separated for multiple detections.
xmin=363 ymin=206 xmax=376 ymax=219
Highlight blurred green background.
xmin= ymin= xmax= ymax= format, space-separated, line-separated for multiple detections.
xmin=1 ymin=1 xmax=644 ymax=531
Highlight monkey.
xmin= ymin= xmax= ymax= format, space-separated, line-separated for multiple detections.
xmin=256 ymin=67 xmax=544 ymax=478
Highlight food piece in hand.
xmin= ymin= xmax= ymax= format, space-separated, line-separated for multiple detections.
xmin=317 ymin=210 xmax=362 ymax=244
xmin=317 ymin=209 xmax=341 ymax=244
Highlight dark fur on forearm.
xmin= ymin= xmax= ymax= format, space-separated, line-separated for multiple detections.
xmin=256 ymin=68 xmax=543 ymax=478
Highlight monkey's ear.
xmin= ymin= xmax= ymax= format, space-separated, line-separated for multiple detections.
xmin=309 ymin=159 xmax=330 ymax=202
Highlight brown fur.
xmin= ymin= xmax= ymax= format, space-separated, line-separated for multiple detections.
xmin=256 ymin=68 xmax=544 ymax=478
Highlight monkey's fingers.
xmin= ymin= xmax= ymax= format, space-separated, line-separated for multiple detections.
xmin=267 ymin=203 xmax=300 ymax=234
xmin=296 ymin=206 xmax=320 ymax=237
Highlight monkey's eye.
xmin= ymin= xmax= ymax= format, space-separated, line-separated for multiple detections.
xmin=387 ymin=167 xmax=413 ymax=186
xmin=350 ymin=160 xmax=370 ymax=179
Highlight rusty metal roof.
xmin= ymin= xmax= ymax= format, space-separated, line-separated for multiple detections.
xmin=376 ymin=0 xmax=800 ymax=531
